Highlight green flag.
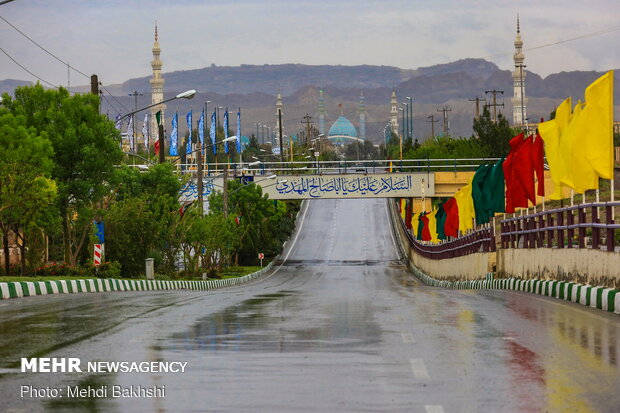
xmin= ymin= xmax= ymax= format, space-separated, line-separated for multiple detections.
xmin=472 ymin=164 xmax=493 ymax=224
xmin=483 ymin=158 xmax=506 ymax=217
xmin=155 ymin=110 xmax=162 ymax=126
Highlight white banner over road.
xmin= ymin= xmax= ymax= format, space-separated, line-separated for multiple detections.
xmin=178 ymin=173 xmax=434 ymax=203
xmin=263 ymin=173 xmax=434 ymax=199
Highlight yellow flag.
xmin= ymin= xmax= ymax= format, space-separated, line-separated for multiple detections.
xmin=411 ymin=212 xmax=419 ymax=239
xmin=584 ymin=71 xmax=614 ymax=180
xmin=539 ymin=97 xmax=571 ymax=199
xmin=400 ymin=199 xmax=406 ymax=220
xmin=426 ymin=209 xmax=439 ymax=243
xmin=454 ymin=176 xmax=475 ymax=233
xmin=560 ymin=101 xmax=599 ymax=193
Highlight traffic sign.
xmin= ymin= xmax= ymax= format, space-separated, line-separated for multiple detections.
xmin=94 ymin=244 xmax=103 ymax=266
xmin=258 ymin=253 xmax=264 ymax=260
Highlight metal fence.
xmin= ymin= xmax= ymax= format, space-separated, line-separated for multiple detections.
xmin=173 ymin=158 xmax=501 ymax=176
xmin=501 ymin=202 xmax=620 ymax=252
xmin=396 ymin=203 xmax=496 ymax=260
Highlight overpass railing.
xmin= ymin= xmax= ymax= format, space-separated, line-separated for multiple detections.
xmin=396 ymin=203 xmax=496 ymax=260
xmin=173 ymin=158 xmax=501 ymax=176
xmin=500 ymin=202 xmax=620 ymax=252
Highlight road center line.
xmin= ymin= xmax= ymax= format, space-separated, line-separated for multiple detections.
xmin=410 ymin=358 xmax=430 ymax=379
xmin=401 ymin=332 xmax=416 ymax=344
xmin=425 ymin=405 xmax=445 ymax=413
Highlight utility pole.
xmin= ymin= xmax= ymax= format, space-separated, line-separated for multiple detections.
xmin=129 ymin=91 xmax=143 ymax=154
xmin=426 ymin=115 xmax=438 ymax=139
xmin=485 ymin=89 xmax=504 ymax=122
xmin=436 ymin=106 xmax=452 ymax=136
xmin=278 ymin=108 xmax=284 ymax=163
xmin=468 ymin=96 xmax=486 ymax=120
xmin=302 ymin=114 xmax=313 ymax=147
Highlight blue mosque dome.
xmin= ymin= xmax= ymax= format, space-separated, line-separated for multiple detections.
xmin=328 ymin=116 xmax=359 ymax=145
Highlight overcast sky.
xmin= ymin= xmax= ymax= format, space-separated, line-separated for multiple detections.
xmin=1 ymin=0 xmax=619 ymax=89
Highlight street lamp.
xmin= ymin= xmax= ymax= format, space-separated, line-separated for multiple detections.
xmin=406 ymin=96 xmax=413 ymax=140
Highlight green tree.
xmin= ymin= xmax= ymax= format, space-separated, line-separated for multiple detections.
xmin=472 ymin=106 xmax=514 ymax=157
xmin=3 ymin=85 xmax=123 ymax=265
xmin=0 ymin=108 xmax=57 ymax=275
xmin=104 ymin=163 xmax=182 ymax=276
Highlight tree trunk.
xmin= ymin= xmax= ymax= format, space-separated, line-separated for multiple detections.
xmin=2 ymin=227 xmax=10 ymax=276
xmin=62 ymin=211 xmax=72 ymax=265
xmin=16 ymin=229 xmax=26 ymax=276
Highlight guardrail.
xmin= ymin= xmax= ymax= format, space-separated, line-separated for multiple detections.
xmin=396 ymin=203 xmax=496 ymax=260
xmin=172 ymin=157 xmax=501 ymax=176
xmin=500 ymin=202 xmax=620 ymax=252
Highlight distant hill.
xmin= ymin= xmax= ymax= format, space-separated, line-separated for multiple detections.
xmin=2 ymin=59 xmax=617 ymax=140
xmin=0 ymin=79 xmax=33 ymax=95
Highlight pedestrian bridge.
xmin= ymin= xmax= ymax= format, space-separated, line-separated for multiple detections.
xmin=176 ymin=158 xmax=499 ymax=203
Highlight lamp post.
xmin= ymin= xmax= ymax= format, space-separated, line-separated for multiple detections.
xmin=399 ymin=108 xmax=404 ymax=161
xmin=118 ymin=89 xmax=196 ymax=164
xmin=128 ymin=91 xmax=143 ymax=154
xmin=406 ymin=96 xmax=413 ymax=140
xmin=402 ymin=102 xmax=409 ymax=145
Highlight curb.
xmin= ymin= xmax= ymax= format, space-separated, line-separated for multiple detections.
xmin=0 ymin=262 xmax=274 ymax=301
xmin=410 ymin=265 xmax=620 ymax=315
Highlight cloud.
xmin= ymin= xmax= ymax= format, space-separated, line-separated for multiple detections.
xmin=0 ymin=0 xmax=618 ymax=87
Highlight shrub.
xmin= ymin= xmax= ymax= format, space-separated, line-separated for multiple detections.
xmin=35 ymin=262 xmax=88 ymax=277
xmin=92 ymin=261 xmax=122 ymax=279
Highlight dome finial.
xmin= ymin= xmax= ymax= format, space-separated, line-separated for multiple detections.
xmin=517 ymin=14 xmax=520 ymax=34
xmin=155 ymin=21 xmax=158 ymax=41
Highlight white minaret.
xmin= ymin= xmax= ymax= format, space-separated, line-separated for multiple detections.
xmin=150 ymin=23 xmax=165 ymax=138
xmin=358 ymin=91 xmax=366 ymax=141
xmin=318 ymin=89 xmax=326 ymax=135
xmin=275 ymin=92 xmax=283 ymax=143
xmin=390 ymin=89 xmax=399 ymax=134
xmin=511 ymin=15 xmax=527 ymax=127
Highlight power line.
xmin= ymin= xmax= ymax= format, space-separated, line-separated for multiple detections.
xmin=0 ymin=46 xmax=58 ymax=88
xmin=100 ymin=85 xmax=130 ymax=113
xmin=0 ymin=15 xmax=90 ymax=79
xmin=482 ymin=24 xmax=620 ymax=60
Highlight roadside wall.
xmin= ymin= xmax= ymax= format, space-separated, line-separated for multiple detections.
xmin=498 ymin=248 xmax=620 ymax=289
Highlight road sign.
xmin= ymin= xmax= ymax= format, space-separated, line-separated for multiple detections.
xmin=258 ymin=253 xmax=264 ymax=260
xmin=94 ymin=244 xmax=103 ymax=266
xmin=314 ymin=151 xmax=319 ymax=157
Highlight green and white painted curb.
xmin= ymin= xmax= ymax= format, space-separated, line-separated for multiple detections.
xmin=410 ymin=266 xmax=620 ymax=315
xmin=0 ymin=262 xmax=274 ymax=301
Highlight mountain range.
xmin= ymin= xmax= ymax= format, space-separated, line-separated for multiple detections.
xmin=2 ymin=59 xmax=618 ymax=141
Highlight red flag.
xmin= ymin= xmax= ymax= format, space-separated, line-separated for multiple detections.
xmin=532 ymin=133 xmax=545 ymax=196
xmin=443 ymin=197 xmax=459 ymax=238
xmin=420 ymin=213 xmax=431 ymax=241
xmin=154 ymin=139 xmax=160 ymax=155
xmin=503 ymin=133 xmax=535 ymax=212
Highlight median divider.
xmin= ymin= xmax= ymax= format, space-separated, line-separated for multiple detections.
xmin=0 ymin=262 xmax=274 ymax=301
xmin=410 ymin=264 xmax=620 ymax=315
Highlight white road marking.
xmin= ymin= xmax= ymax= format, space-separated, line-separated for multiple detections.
xmin=260 ymin=200 xmax=311 ymax=280
xmin=401 ymin=332 xmax=416 ymax=344
xmin=409 ymin=358 xmax=430 ymax=379
xmin=425 ymin=405 xmax=445 ymax=413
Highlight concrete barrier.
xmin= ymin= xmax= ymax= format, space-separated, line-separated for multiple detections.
xmin=0 ymin=262 xmax=274 ymax=301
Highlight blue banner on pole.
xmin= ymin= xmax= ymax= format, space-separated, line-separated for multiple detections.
xmin=198 ymin=110 xmax=205 ymax=154
xmin=170 ymin=112 xmax=178 ymax=156
xmin=236 ymin=109 xmax=242 ymax=153
xmin=186 ymin=110 xmax=193 ymax=155
xmin=210 ymin=111 xmax=216 ymax=155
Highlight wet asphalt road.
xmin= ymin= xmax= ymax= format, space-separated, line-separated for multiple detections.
xmin=0 ymin=198 xmax=620 ymax=413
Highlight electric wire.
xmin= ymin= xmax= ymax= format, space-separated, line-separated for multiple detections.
xmin=0 ymin=46 xmax=58 ymax=88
